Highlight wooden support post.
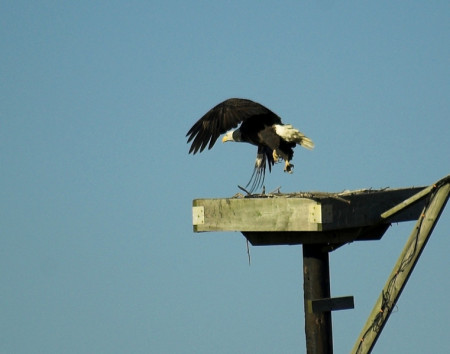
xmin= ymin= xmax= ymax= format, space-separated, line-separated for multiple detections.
xmin=351 ymin=181 xmax=450 ymax=354
xmin=303 ymin=245 xmax=333 ymax=354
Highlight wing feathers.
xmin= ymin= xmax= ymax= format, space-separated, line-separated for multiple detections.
xmin=186 ymin=98 xmax=276 ymax=154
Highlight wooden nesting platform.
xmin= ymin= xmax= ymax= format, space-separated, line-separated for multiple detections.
xmin=191 ymin=176 xmax=449 ymax=354
xmin=192 ymin=186 xmax=428 ymax=248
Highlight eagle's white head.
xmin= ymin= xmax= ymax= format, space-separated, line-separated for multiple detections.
xmin=222 ymin=129 xmax=242 ymax=143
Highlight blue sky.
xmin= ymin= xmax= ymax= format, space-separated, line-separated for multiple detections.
xmin=1 ymin=1 xmax=449 ymax=353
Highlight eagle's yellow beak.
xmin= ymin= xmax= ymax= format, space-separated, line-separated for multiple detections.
xmin=222 ymin=131 xmax=234 ymax=143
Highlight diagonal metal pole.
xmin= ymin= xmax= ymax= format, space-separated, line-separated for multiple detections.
xmin=351 ymin=180 xmax=450 ymax=354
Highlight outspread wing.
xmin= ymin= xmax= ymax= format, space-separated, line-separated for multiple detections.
xmin=186 ymin=98 xmax=276 ymax=154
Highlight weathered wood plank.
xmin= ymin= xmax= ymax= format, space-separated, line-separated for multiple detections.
xmin=193 ymin=197 xmax=320 ymax=232
xmin=307 ymin=296 xmax=355 ymax=313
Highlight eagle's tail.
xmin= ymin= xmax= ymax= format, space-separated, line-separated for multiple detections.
xmin=298 ymin=135 xmax=314 ymax=150
xmin=274 ymin=124 xmax=314 ymax=150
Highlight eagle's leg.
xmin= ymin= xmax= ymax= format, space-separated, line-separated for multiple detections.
xmin=272 ymin=149 xmax=280 ymax=162
xmin=284 ymin=160 xmax=294 ymax=173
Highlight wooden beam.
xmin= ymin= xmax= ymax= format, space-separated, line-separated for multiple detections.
xmin=351 ymin=180 xmax=450 ymax=354
xmin=380 ymin=183 xmax=435 ymax=219
xmin=307 ymin=296 xmax=355 ymax=313
xmin=242 ymin=224 xmax=390 ymax=247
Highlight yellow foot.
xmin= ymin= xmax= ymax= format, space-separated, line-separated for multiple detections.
xmin=284 ymin=160 xmax=294 ymax=174
xmin=272 ymin=150 xmax=280 ymax=161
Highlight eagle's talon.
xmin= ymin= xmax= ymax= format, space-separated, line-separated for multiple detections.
xmin=284 ymin=161 xmax=294 ymax=173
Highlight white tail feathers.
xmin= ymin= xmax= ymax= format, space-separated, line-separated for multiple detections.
xmin=274 ymin=124 xmax=314 ymax=150
xmin=299 ymin=135 xmax=314 ymax=150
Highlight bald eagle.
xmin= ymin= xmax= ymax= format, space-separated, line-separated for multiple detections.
xmin=186 ymin=98 xmax=314 ymax=192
